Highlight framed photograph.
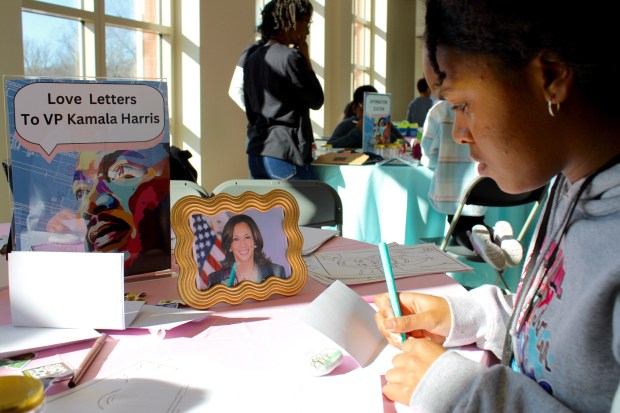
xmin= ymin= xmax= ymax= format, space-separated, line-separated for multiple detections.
xmin=171 ymin=190 xmax=307 ymax=309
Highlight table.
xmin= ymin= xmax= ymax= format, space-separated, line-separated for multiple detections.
xmin=313 ymin=162 xmax=537 ymax=246
xmin=314 ymin=162 xmax=442 ymax=246
xmin=0 ymin=237 xmax=491 ymax=412
xmin=313 ymin=162 xmax=539 ymax=290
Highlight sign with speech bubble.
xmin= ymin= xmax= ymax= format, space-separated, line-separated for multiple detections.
xmin=5 ymin=77 xmax=172 ymax=277
xmin=12 ymin=82 xmax=166 ymax=161
xmin=362 ymin=92 xmax=392 ymax=153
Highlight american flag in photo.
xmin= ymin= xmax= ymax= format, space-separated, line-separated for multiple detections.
xmin=191 ymin=213 xmax=224 ymax=280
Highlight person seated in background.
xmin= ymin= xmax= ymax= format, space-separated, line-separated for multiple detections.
xmin=339 ymin=100 xmax=356 ymax=122
xmin=327 ymin=85 xmax=402 ymax=149
xmin=406 ymin=77 xmax=434 ymax=127
xmin=422 ymin=98 xmax=522 ymax=270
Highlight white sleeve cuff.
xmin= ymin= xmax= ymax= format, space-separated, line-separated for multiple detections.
xmin=443 ymin=285 xmax=515 ymax=358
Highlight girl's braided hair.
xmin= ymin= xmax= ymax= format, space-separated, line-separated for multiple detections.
xmin=258 ymin=0 xmax=313 ymax=42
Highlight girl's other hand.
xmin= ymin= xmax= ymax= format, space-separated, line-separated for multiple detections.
xmin=374 ymin=292 xmax=451 ymax=348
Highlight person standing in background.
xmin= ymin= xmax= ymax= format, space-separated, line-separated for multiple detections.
xmin=421 ymin=99 xmax=487 ymax=248
xmin=242 ymin=0 xmax=324 ymax=180
xmin=421 ymin=98 xmax=522 ymax=270
xmin=406 ymin=78 xmax=434 ymax=127
xmin=227 ymin=2 xmax=284 ymax=147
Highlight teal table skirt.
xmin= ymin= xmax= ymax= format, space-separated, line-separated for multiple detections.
xmin=313 ymin=163 xmax=541 ymax=290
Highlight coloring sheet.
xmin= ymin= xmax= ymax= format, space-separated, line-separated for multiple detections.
xmin=304 ymin=243 xmax=471 ymax=285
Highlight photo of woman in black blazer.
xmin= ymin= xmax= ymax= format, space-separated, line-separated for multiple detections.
xmin=207 ymin=214 xmax=286 ymax=288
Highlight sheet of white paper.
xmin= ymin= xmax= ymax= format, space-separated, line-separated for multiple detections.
xmin=9 ymin=251 xmax=126 ymax=329
xmin=47 ymin=340 xmax=385 ymax=413
xmin=297 ymin=280 xmax=386 ymax=367
xmin=0 ymin=256 xmax=7 ymax=291
xmin=300 ymin=226 xmax=338 ymax=255
xmin=0 ymin=325 xmax=101 ymax=359
xmin=0 ymin=223 xmax=9 ymax=290
xmin=124 ymin=301 xmax=146 ymax=327
xmin=127 ymin=304 xmax=212 ymax=330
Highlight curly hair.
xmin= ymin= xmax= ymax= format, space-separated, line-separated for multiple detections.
xmin=258 ymin=0 xmax=313 ymax=42
xmin=219 ymin=214 xmax=273 ymax=270
xmin=423 ymin=0 xmax=617 ymax=113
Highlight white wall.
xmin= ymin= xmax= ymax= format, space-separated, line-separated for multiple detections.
xmin=198 ymin=0 xmax=255 ymax=192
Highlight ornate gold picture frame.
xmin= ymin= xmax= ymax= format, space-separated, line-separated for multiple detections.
xmin=171 ymin=189 xmax=307 ymax=309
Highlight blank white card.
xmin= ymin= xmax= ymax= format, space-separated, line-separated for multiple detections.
xmin=9 ymin=251 xmax=126 ymax=329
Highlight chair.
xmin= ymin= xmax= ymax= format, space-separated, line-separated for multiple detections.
xmin=438 ymin=176 xmax=549 ymax=290
xmin=170 ymin=180 xmax=210 ymax=253
xmin=170 ymin=180 xmax=209 ymax=209
xmin=212 ymin=179 xmax=343 ymax=235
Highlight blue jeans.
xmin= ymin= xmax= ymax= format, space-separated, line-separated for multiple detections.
xmin=248 ymin=155 xmax=316 ymax=180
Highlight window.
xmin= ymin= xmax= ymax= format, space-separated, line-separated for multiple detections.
xmin=22 ymin=12 xmax=83 ymax=77
xmin=352 ymin=0 xmax=387 ymax=92
xmin=255 ymin=0 xmax=268 ymax=32
xmin=21 ymin=0 xmax=171 ymax=80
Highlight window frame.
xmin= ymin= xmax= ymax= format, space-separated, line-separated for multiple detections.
xmin=352 ymin=0 xmax=373 ymax=91
xmin=351 ymin=0 xmax=387 ymax=93
xmin=21 ymin=0 xmax=172 ymax=79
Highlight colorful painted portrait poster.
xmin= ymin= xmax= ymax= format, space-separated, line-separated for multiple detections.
xmin=362 ymin=92 xmax=392 ymax=153
xmin=5 ymin=78 xmax=171 ymax=276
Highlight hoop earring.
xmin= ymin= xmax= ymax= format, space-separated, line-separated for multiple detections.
xmin=548 ymin=100 xmax=560 ymax=117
